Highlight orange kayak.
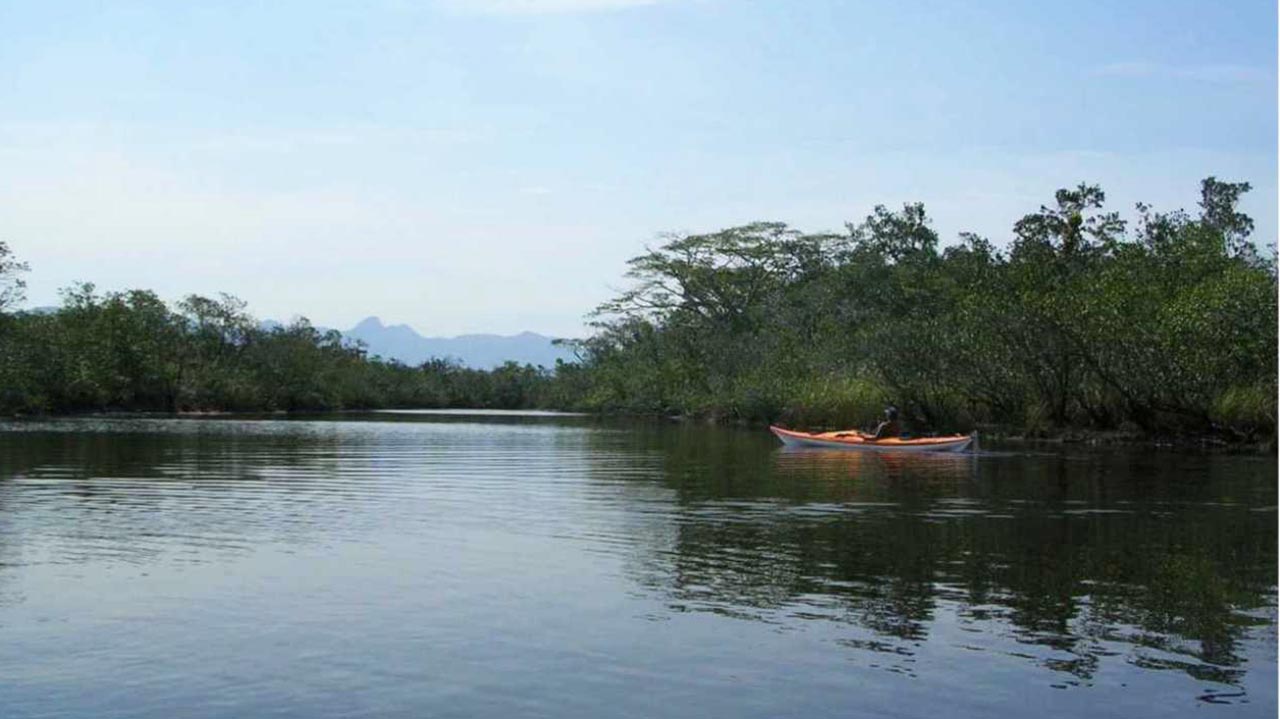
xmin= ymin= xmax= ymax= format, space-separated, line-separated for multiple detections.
xmin=769 ymin=425 xmax=976 ymax=453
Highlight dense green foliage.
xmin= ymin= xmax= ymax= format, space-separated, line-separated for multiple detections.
xmin=0 ymin=278 xmax=564 ymax=414
xmin=1 ymin=178 xmax=1275 ymax=441
xmin=570 ymin=179 xmax=1277 ymax=439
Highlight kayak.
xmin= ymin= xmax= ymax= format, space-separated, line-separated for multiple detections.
xmin=769 ymin=426 xmax=976 ymax=453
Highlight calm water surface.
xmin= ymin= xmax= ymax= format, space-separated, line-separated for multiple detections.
xmin=0 ymin=414 xmax=1275 ymax=718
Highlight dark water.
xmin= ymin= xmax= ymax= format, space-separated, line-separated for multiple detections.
xmin=0 ymin=414 xmax=1274 ymax=718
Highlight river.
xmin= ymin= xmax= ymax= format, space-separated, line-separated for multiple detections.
xmin=0 ymin=413 xmax=1275 ymax=717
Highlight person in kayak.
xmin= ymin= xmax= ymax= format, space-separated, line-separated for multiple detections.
xmin=868 ymin=405 xmax=902 ymax=439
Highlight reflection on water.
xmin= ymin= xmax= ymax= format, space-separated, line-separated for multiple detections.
xmin=0 ymin=416 xmax=1274 ymax=718
xmin=634 ymin=444 xmax=1273 ymax=688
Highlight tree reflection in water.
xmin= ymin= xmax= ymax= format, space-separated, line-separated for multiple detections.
xmin=607 ymin=429 xmax=1276 ymax=694
xmin=1 ymin=417 xmax=1273 ymax=706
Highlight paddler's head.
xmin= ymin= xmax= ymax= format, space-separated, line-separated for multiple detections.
xmin=884 ymin=405 xmax=899 ymax=420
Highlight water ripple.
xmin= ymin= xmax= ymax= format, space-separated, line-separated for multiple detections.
xmin=0 ymin=416 xmax=1274 ymax=718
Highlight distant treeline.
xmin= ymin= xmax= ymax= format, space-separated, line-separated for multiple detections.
xmin=0 ymin=282 xmax=576 ymax=414
xmin=0 ymin=177 xmax=1275 ymax=440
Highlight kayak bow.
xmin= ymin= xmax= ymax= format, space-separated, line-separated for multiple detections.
xmin=769 ymin=426 xmax=976 ymax=453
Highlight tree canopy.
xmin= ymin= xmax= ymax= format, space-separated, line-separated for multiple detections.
xmin=572 ymin=178 xmax=1276 ymax=439
xmin=1 ymin=177 xmax=1274 ymax=441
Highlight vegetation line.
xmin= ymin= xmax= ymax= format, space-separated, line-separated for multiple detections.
xmin=0 ymin=178 xmax=1274 ymax=443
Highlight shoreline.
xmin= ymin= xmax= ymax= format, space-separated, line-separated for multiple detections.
xmin=3 ymin=407 xmax=1275 ymax=454
xmin=674 ymin=414 xmax=1278 ymax=454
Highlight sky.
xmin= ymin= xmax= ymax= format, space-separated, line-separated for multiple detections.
xmin=1 ymin=0 xmax=1275 ymax=337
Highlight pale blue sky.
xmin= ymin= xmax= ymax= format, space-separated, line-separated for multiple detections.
xmin=2 ymin=0 xmax=1275 ymax=336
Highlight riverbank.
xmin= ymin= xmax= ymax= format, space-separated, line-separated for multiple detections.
xmin=671 ymin=412 xmax=1278 ymax=454
xmin=4 ymin=406 xmax=1276 ymax=454
xmin=3 ymin=181 xmax=1274 ymax=445
xmin=977 ymin=428 xmax=1278 ymax=454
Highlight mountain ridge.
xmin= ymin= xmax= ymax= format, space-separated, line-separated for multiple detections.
xmin=339 ymin=316 xmax=576 ymax=369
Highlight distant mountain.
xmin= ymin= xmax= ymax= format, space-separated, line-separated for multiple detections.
xmin=340 ymin=316 xmax=577 ymax=369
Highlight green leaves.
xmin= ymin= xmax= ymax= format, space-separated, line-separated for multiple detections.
xmin=577 ymin=177 xmax=1276 ymax=437
xmin=0 ymin=290 xmax=568 ymax=414
xmin=0 ymin=177 xmax=1272 ymax=439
